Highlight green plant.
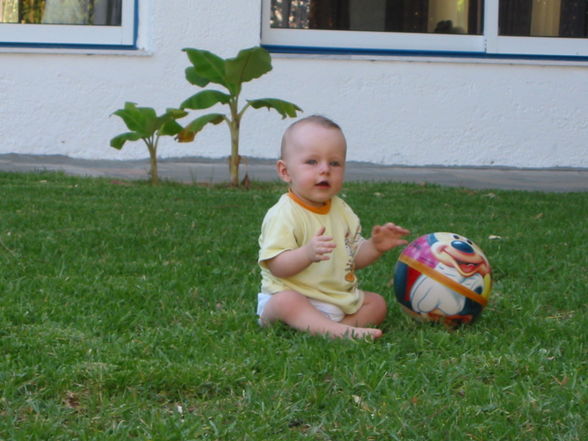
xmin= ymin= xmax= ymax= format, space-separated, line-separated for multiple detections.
xmin=110 ymin=102 xmax=187 ymax=185
xmin=178 ymin=46 xmax=302 ymax=186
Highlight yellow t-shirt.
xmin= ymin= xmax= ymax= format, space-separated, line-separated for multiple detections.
xmin=258 ymin=192 xmax=365 ymax=315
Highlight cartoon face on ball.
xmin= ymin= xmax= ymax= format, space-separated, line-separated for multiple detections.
xmin=431 ymin=233 xmax=490 ymax=278
xmin=394 ymin=232 xmax=492 ymax=327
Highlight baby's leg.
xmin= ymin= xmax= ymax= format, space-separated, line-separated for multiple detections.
xmin=260 ymin=290 xmax=382 ymax=339
xmin=341 ymin=291 xmax=387 ymax=328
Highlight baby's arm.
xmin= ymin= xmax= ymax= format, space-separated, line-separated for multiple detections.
xmin=265 ymin=226 xmax=336 ymax=278
xmin=355 ymin=223 xmax=410 ymax=269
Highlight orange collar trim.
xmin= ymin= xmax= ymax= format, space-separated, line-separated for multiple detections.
xmin=288 ymin=190 xmax=331 ymax=215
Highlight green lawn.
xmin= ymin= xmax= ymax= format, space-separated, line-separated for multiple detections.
xmin=1 ymin=172 xmax=586 ymax=440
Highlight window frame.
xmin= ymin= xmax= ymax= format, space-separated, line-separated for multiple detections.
xmin=484 ymin=1 xmax=588 ymax=58
xmin=261 ymin=0 xmax=588 ymax=60
xmin=0 ymin=0 xmax=138 ymax=49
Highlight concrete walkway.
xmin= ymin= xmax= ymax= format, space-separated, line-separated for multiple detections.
xmin=0 ymin=153 xmax=586 ymax=192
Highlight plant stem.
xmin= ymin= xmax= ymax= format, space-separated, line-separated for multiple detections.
xmin=229 ymin=99 xmax=241 ymax=186
xmin=229 ymin=125 xmax=240 ymax=187
xmin=146 ymin=137 xmax=159 ymax=185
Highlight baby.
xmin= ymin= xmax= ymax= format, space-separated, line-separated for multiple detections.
xmin=257 ymin=115 xmax=409 ymax=339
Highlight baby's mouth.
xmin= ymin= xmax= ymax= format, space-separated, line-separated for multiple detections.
xmin=316 ymin=181 xmax=330 ymax=188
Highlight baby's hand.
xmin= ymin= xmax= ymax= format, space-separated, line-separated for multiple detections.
xmin=371 ymin=223 xmax=410 ymax=253
xmin=305 ymin=226 xmax=336 ymax=262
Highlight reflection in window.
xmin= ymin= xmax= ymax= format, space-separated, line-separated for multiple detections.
xmin=271 ymin=0 xmax=483 ymax=35
xmin=0 ymin=0 xmax=122 ymax=25
xmin=499 ymin=0 xmax=588 ymax=37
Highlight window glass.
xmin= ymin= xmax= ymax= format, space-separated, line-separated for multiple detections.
xmin=271 ymin=0 xmax=483 ymax=35
xmin=499 ymin=0 xmax=588 ymax=38
xmin=0 ymin=0 xmax=134 ymax=48
xmin=0 ymin=0 xmax=121 ymax=26
xmin=264 ymin=0 xmax=588 ymax=58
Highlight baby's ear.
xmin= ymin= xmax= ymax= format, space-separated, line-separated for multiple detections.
xmin=276 ymin=160 xmax=291 ymax=183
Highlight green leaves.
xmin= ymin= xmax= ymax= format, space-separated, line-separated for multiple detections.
xmin=110 ymin=102 xmax=188 ymax=149
xmin=177 ymin=114 xmax=225 ymax=143
xmin=183 ymin=46 xmax=272 ymax=95
xmin=181 ymin=90 xmax=231 ymax=110
xmin=225 ymin=47 xmax=272 ymax=93
xmin=184 ymin=49 xmax=226 ymax=87
xmin=109 ymin=102 xmax=188 ymax=184
xmin=110 ymin=132 xmax=142 ymax=150
xmin=180 ymin=46 xmax=302 ymax=185
xmin=248 ymin=98 xmax=303 ymax=119
xmin=112 ymin=102 xmax=157 ymax=139
xmin=110 ymin=46 xmax=302 ymax=186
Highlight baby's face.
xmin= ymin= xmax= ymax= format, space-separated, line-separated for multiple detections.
xmin=278 ymin=122 xmax=346 ymax=208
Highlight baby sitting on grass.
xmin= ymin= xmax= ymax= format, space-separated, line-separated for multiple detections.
xmin=257 ymin=115 xmax=409 ymax=339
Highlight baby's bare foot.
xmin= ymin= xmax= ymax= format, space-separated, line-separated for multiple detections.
xmin=333 ymin=326 xmax=382 ymax=340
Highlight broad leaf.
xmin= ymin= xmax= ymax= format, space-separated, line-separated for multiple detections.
xmin=183 ymin=48 xmax=228 ymax=89
xmin=247 ymin=98 xmax=303 ymax=119
xmin=225 ymin=47 xmax=272 ymax=95
xmin=181 ymin=90 xmax=231 ymax=110
xmin=177 ymin=113 xmax=225 ymax=143
xmin=164 ymin=108 xmax=189 ymax=120
xmin=113 ymin=102 xmax=157 ymax=137
xmin=155 ymin=108 xmax=188 ymax=132
xmin=110 ymin=132 xmax=142 ymax=149
xmin=185 ymin=66 xmax=210 ymax=87
xmin=160 ymin=119 xmax=184 ymax=136
xmin=111 ymin=105 xmax=187 ymax=148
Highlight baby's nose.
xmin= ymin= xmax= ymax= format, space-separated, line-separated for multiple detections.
xmin=319 ymin=162 xmax=330 ymax=173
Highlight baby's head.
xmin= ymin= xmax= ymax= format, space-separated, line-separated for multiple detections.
xmin=280 ymin=115 xmax=346 ymax=160
xmin=277 ymin=115 xmax=347 ymax=208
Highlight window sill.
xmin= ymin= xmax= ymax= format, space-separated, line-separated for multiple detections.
xmin=0 ymin=44 xmax=151 ymax=56
xmin=265 ymin=46 xmax=588 ymax=68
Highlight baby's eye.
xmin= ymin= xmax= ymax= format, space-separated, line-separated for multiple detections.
xmin=305 ymin=159 xmax=317 ymax=165
xmin=330 ymin=161 xmax=341 ymax=167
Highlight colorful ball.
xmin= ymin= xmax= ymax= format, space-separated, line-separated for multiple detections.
xmin=394 ymin=232 xmax=492 ymax=327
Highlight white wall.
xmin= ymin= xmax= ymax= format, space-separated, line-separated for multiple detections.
xmin=1 ymin=0 xmax=586 ymax=169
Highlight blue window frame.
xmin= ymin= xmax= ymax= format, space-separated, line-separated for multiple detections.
xmin=262 ymin=0 xmax=588 ymax=59
xmin=0 ymin=0 xmax=138 ymax=49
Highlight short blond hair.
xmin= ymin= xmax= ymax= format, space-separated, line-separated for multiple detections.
xmin=280 ymin=115 xmax=344 ymax=159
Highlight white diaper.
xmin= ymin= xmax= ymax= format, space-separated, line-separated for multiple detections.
xmin=257 ymin=293 xmax=345 ymax=323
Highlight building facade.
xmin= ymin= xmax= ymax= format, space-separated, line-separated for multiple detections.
xmin=1 ymin=0 xmax=587 ymax=168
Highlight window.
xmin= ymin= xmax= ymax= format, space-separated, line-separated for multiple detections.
xmin=261 ymin=0 xmax=588 ymax=59
xmin=0 ymin=0 xmax=137 ymax=48
xmin=489 ymin=0 xmax=588 ymax=56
